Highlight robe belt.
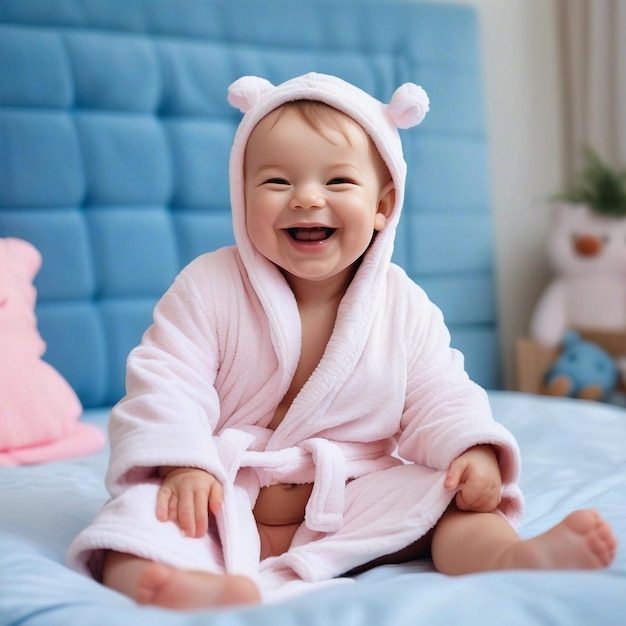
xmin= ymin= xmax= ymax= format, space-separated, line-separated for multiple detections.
xmin=215 ymin=428 xmax=347 ymax=533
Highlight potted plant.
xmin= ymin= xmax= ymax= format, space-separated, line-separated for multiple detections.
xmin=557 ymin=147 xmax=626 ymax=217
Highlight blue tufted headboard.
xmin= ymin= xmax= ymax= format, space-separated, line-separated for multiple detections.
xmin=0 ymin=0 xmax=499 ymax=410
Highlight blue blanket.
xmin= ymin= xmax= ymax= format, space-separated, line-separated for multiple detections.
xmin=1 ymin=392 xmax=625 ymax=625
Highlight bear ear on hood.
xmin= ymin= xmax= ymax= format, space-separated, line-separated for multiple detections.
xmin=228 ymin=75 xmax=430 ymax=129
xmin=228 ymin=76 xmax=275 ymax=113
xmin=387 ymin=83 xmax=429 ymax=129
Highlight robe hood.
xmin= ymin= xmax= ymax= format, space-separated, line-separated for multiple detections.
xmin=227 ymin=72 xmax=429 ymax=275
xmin=226 ymin=73 xmax=429 ymax=391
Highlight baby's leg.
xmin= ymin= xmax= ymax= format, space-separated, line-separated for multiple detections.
xmin=431 ymin=506 xmax=617 ymax=575
xmin=102 ymin=551 xmax=260 ymax=609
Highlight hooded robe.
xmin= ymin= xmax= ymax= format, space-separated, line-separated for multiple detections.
xmin=67 ymin=73 xmax=523 ymax=601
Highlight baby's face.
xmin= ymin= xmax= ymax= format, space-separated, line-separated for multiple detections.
xmin=244 ymin=105 xmax=394 ymax=290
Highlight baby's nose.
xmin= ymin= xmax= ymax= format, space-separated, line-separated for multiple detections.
xmin=290 ymin=184 xmax=324 ymax=209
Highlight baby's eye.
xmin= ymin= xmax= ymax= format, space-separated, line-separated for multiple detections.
xmin=327 ymin=177 xmax=355 ymax=185
xmin=264 ymin=178 xmax=289 ymax=185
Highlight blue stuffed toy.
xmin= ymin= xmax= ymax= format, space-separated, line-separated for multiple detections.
xmin=543 ymin=331 xmax=618 ymax=401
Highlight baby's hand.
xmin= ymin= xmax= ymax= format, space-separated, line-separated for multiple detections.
xmin=444 ymin=445 xmax=502 ymax=513
xmin=156 ymin=467 xmax=223 ymax=538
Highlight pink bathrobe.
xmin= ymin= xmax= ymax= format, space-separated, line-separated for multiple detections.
xmin=68 ymin=74 xmax=523 ymax=600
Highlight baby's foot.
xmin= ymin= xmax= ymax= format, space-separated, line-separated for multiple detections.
xmin=503 ymin=509 xmax=617 ymax=570
xmin=134 ymin=562 xmax=261 ymax=609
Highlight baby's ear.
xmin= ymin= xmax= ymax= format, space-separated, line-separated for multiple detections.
xmin=374 ymin=182 xmax=395 ymax=231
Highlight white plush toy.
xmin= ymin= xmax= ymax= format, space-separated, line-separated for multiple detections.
xmin=529 ymin=202 xmax=626 ymax=347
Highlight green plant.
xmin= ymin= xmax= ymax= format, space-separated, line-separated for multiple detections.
xmin=558 ymin=147 xmax=626 ymax=217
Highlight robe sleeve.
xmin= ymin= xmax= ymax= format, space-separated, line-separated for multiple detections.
xmin=396 ymin=285 xmax=521 ymax=489
xmin=105 ymin=254 xmax=228 ymax=496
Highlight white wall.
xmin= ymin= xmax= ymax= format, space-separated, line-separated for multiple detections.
xmin=414 ymin=0 xmax=564 ymax=387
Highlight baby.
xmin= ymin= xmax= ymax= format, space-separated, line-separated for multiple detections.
xmin=68 ymin=73 xmax=617 ymax=609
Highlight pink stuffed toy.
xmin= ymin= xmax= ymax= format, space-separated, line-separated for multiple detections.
xmin=0 ymin=238 xmax=105 ymax=465
xmin=529 ymin=203 xmax=626 ymax=347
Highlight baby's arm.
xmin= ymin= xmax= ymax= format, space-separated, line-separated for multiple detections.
xmin=156 ymin=467 xmax=224 ymax=538
xmin=444 ymin=445 xmax=502 ymax=513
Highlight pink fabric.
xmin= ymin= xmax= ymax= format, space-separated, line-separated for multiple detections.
xmin=0 ymin=238 xmax=105 ymax=466
xmin=68 ymin=249 xmax=524 ymax=599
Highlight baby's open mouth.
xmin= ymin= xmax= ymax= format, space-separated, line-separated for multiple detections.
xmin=286 ymin=227 xmax=335 ymax=242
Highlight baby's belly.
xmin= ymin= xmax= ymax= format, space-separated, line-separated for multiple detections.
xmin=253 ymin=483 xmax=314 ymax=526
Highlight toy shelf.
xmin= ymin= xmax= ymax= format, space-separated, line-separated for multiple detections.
xmin=515 ymin=329 xmax=626 ymax=396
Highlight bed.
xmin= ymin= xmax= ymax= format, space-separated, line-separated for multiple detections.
xmin=0 ymin=1 xmax=624 ymax=624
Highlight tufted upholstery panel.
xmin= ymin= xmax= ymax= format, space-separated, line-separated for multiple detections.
xmin=0 ymin=0 xmax=500 ymax=408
